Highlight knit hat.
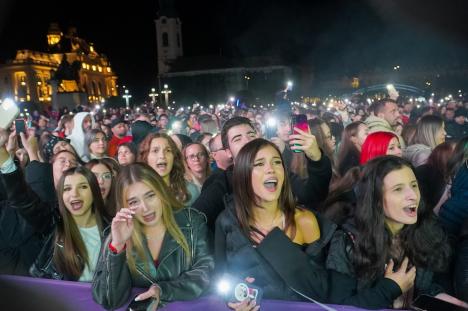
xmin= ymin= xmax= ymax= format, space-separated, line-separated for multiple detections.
xmin=43 ymin=135 xmax=70 ymax=162
xmin=131 ymin=120 xmax=157 ymax=147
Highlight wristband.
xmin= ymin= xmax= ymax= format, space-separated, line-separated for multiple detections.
xmin=109 ymin=241 xmax=126 ymax=254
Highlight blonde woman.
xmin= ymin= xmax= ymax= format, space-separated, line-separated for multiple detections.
xmin=92 ymin=163 xmax=214 ymax=310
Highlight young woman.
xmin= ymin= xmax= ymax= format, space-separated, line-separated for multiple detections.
xmin=182 ymin=143 xmax=211 ymax=191
xmin=439 ymin=136 xmax=468 ymax=236
xmin=360 ymin=131 xmax=402 ymax=164
xmin=404 ymin=115 xmax=446 ymax=167
xmin=308 ymin=118 xmax=338 ymax=181
xmin=215 ymin=139 xmax=330 ymax=309
xmin=138 ymin=133 xmax=199 ymax=207
xmin=337 ymin=121 xmax=369 ymax=176
xmin=86 ymin=159 xmax=117 ymax=217
xmin=1 ymin=161 xmax=108 ymax=281
xmin=116 ymin=142 xmax=137 ymax=166
xmin=84 ymin=129 xmax=108 ymax=161
xmin=326 ymin=156 xmax=465 ymax=309
xmin=92 ymin=163 xmax=214 ymax=309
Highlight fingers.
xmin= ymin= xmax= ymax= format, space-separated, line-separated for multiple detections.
xmin=245 ymin=277 xmax=255 ymax=283
xmin=398 ymin=257 xmax=409 ymax=272
xmin=385 ymin=259 xmax=394 ymax=275
xmin=292 ymin=127 xmax=310 ymax=135
xmin=228 ymin=299 xmax=258 ymax=311
xmin=19 ymin=132 xmax=27 ymax=145
xmin=135 ymin=285 xmax=159 ymax=302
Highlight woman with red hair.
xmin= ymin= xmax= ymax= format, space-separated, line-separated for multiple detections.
xmin=360 ymin=131 xmax=402 ymax=164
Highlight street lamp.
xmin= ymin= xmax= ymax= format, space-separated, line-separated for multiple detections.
xmin=123 ymin=89 xmax=132 ymax=109
xmin=161 ymin=84 xmax=172 ymax=108
xmin=149 ymin=88 xmax=159 ymax=104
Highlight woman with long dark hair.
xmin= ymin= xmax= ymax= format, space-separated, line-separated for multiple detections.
xmin=326 ymin=156 xmax=465 ymax=309
xmin=337 ymin=121 xmax=368 ymax=176
xmin=86 ymin=159 xmax=117 ymax=217
xmin=216 ymin=138 xmax=330 ymax=309
xmin=92 ymin=163 xmax=213 ymax=310
xmin=138 ymin=133 xmax=199 ymax=206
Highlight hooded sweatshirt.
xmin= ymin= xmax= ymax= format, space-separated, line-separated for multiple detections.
xmin=404 ymin=144 xmax=432 ymax=168
xmin=365 ymin=115 xmax=406 ymax=148
xmin=67 ymin=112 xmax=94 ymax=161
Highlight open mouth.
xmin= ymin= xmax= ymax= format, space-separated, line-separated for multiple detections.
xmin=143 ymin=212 xmax=156 ymax=223
xmin=99 ymin=187 xmax=106 ymax=195
xmin=156 ymin=162 xmax=167 ymax=170
xmin=403 ymin=205 xmax=417 ymax=217
xmin=263 ymin=178 xmax=278 ymax=192
xmin=70 ymin=200 xmax=83 ymax=211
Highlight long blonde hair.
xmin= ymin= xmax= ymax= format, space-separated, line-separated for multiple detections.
xmin=115 ymin=163 xmax=190 ymax=274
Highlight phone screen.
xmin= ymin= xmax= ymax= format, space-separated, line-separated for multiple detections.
xmin=290 ymin=114 xmax=308 ymax=134
xmin=15 ymin=119 xmax=25 ymax=134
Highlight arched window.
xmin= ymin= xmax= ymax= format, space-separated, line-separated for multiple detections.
xmin=162 ymin=32 xmax=169 ymax=47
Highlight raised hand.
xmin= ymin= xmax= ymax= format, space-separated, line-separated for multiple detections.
xmin=19 ymin=132 xmax=40 ymax=162
xmin=289 ymin=127 xmax=321 ymax=161
xmin=384 ymin=257 xmax=416 ymax=293
xmin=111 ymin=207 xmax=136 ymax=251
xmin=227 ymin=277 xmax=259 ymax=311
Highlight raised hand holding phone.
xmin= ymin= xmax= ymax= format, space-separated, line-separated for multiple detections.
xmin=289 ymin=126 xmax=322 ymax=161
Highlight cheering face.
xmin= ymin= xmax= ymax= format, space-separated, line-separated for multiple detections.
xmin=89 ymin=132 xmax=107 ymax=156
xmin=147 ymin=137 xmax=174 ymax=180
xmin=53 ymin=152 xmax=78 ymax=177
xmin=251 ymin=145 xmax=285 ymax=206
xmin=91 ymin=164 xmax=112 ymax=200
xmin=82 ymin=115 xmax=92 ymax=132
xmin=126 ymin=182 xmax=163 ymax=227
xmin=382 ymin=166 xmax=421 ymax=230
xmin=386 ymin=137 xmax=402 ymax=157
xmin=117 ymin=146 xmax=135 ymax=166
xmin=185 ymin=144 xmax=208 ymax=174
xmin=62 ymin=173 xmax=93 ymax=217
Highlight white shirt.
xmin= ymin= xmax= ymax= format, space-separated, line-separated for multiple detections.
xmin=78 ymin=225 xmax=101 ymax=282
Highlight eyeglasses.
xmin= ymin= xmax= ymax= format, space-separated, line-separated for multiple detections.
xmin=186 ymin=152 xmax=207 ymax=161
xmin=210 ymin=148 xmax=224 ymax=153
xmin=94 ymin=172 xmax=113 ymax=181
xmin=56 ymin=158 xmax=77 ymax=167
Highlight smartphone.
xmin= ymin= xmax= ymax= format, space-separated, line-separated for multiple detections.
xmin=15 ymin=119 xmax=26 ymax=134
xmin=0 ymin=99 xmax=20 ymax=129
xmin=265 ymin=117 xmax=278 ymax=139
xmin=127 ymin=295 xmax=157 ymax=311
xmin=411 ymin=294 xmax=468 ymax=311
xmin=290 ymin=114 xmax=308 ymax=153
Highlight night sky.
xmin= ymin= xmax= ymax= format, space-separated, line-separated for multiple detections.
xmin=1 ymin=0 xmax=468 ymax=102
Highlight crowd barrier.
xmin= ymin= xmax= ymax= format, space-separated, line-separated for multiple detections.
xmin=0 ymin=275 xmax=395 ymax=310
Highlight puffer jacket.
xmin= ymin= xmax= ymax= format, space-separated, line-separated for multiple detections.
xmin=326 ymin=223 xmax=445 ymax=309
xmin=214 ymin=196 xmax=332 ymax=301
xmin=92 ymin=208 xmax=214 ymax=310
xmin=404 ymin=144 xmax=432 ymax=168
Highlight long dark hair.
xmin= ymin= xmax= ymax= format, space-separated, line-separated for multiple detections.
xmin=352 ymin=156 xmax=450 ymax=281
xmin=138 ymin=133 xmax=191 ymax=203
xmin=447 ymin=136 xmax=468 ymax=180
xmin=54 ymin=166 xmax=107 ymax=280
xmin=85 ymin=159 xmax=117 ymax=217
xmin=232 ymin=138 xmax=297 ymax=242
xmin=337 ymin=121 xmax=364 ymax=176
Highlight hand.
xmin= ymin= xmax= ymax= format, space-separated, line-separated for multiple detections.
xmin=289 ymin=127 xmax=321 ymax=161
xmin=435 ymin=293 xmax=468 ymax=309
xmin=227 ymin=277 xmax=259 ymax=311
xmin=384 ymin=257 xmax=416 ymax=294
xmin=135 ymin=284 xmax=160 ymax=311
xmin=19 ymin=132 xmax=40 ymax=162
xmin=270 ymin=137 xmax=285 ymax=154
xmin=6 ymin=131 xmax=18 ymax=155
xmin=0 ymin=127 xmax=10 ymax=147
xmin=111 ymin=207 xmax=136 ymax=250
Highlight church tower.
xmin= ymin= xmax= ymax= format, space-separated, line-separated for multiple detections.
xmin=155 ymin=0 xmax=183 ymax=75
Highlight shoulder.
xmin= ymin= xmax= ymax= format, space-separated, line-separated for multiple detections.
xmin=295 ymin=208 xmax=319 ymax=229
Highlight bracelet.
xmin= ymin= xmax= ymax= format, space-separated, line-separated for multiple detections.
xmin=108 ymin=241 xmax=126 ymax=254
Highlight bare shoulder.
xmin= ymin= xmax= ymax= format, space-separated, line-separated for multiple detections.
xmin=294 ymin=208 xmax=320 ymax=243
xmin=295 ymin=208 xmax=319 ymax=227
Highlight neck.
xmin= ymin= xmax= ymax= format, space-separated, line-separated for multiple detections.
xmin=191 ymin=171 xmax=205 ymax=183
xmin=143 ymin=221 xmax=166 ymax=236
xmin=252 ymin=200 xmax=281 ymax=226
xmin=385 ymin=218 xmax=404 ymax=235
xmin=73 ymin=207 xmax=96 ymax=228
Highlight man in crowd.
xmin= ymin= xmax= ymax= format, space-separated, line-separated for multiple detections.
xmin=107 ymin=117 xmax=132 ymax=157
xmin=446 ymin=108 xmax=468 ymax=141
xmin=365 ymin=98 xmax=405 ymax=147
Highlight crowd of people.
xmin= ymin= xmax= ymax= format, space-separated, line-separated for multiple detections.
xmin=0 ymin=92 xmax=467 ymax=310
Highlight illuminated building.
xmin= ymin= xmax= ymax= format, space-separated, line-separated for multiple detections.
xmin=0 ymin=23 xmax=118 ymax=107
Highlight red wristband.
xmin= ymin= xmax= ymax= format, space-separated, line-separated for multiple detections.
xmin=109 ymin=241 xmax=126 ymax=254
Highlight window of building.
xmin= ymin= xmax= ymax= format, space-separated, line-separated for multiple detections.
xmin=162 ymin=32 xmax=169 ymax=47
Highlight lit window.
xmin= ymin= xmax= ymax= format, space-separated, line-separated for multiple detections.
xmin=107 ymin=67 xmax=111 ymax=73
xmin=92 ymin=65 xmax=96 ymax=71
xmin=82 ymin=63 xmax=87 ymax=69
xmin=98 ymin=66 xmax=102 ymax=72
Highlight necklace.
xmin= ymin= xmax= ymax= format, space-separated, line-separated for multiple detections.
xmin=254 ymin=211 xmax=285 ymax=232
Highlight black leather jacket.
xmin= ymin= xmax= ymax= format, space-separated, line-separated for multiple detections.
xmin=1 ymin=167 xmax=108 ymax=280
xmin=92 ymin=208 xmax=214 ymax=310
